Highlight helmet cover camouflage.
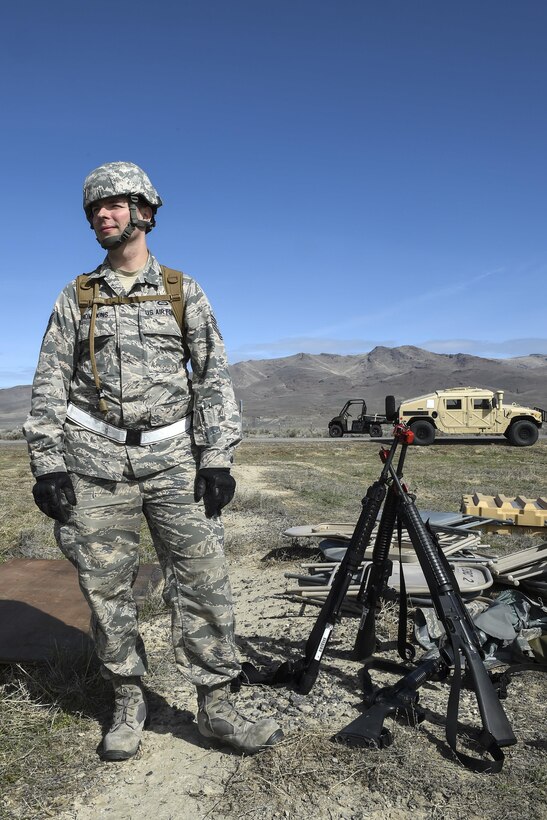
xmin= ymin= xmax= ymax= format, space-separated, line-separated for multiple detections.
xmin=83 ymin=161 xmax=162 ymax=219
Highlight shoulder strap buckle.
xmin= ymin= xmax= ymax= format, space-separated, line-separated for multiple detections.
xmin=161 ymin=266 xmax=185 ymax=329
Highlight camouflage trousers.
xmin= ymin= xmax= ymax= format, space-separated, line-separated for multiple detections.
xmin=55 ymin=453 xmax=241 ymax=688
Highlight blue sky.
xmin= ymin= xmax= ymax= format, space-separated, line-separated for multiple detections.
xmin=2 ymin=1 xmax=547 ymax=388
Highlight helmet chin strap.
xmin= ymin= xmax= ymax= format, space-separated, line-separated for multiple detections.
xmin=95 ymin=194 xmax=153 ymax=250
xmin=98 ymin=221 xmax=136 ymax=250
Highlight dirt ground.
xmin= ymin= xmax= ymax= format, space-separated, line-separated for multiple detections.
xmin=52 ymin=462 xmax=546 ymax=820
xmin=2 ymin=444 xmax=547 ymax=820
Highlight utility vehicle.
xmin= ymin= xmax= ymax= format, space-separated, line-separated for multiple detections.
xmin=397 ymin=387 xmax=545 ymax=446
xmin=328 ymin=399 xmax=388 ymax=438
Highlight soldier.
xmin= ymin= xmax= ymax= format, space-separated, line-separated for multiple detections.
xmin=24 ymin=161 xmax=283 ymax=760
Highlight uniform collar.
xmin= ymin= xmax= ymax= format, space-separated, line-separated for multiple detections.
xmin=85 ymin=254 xmax=163 ymax=290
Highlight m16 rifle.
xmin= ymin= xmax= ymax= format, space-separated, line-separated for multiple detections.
xmin=241 ymin=415 xmax=517 ymax=772
xmin=335 ymin=423 xmax=516 ymax=772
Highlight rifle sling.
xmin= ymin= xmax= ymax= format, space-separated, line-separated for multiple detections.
xmin=396 ymin=516 xmax=414 ymax=662
xmin=445 ymin=634 xmax=505 ymax=774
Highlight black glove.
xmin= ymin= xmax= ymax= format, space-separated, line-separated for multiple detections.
xmin=194 ymin=468 xmax=236 ymax=518
xmin=32 ymin=472 xmax=76 ymax=524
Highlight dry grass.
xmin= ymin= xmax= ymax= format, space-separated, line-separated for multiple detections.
xmin=0 ymin=445 xmax=58 ymax=561
xmin=212 ymin=724 xmax=547 ymax=820
xmin=0 ymin=650 xmax=108 ymax=819
xmin=230 ymin=439 xmax=547 ymax=559
xmin=1 ymin=439 xmax=546 ymax=818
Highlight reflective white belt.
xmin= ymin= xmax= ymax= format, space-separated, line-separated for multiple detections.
xmin=66 ymin=403 xmax=191 ymax=445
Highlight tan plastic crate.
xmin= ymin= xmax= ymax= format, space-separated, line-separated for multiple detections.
xmin=462 ymin=493 xmax=547 ymax=528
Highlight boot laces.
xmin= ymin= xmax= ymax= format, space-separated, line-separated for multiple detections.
xmin=204 ymin=693 xmax=257 ymax=729
xmin=111 ymin=685 xmax=144 ymax=730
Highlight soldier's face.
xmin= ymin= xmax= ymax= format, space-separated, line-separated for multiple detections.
xmin=91 ymin=196 xmax=132 ymax=243
xmin=91 ymin=197 xmax=152 ymax=242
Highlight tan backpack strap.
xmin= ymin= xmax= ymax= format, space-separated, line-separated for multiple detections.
xmin=76 ymin=273 xmax=95 ymax=313
xmin=75 ymin=266 xmax=185 ymax=415
xmin=77 ymin=269 xmax=185 ymax=329
xmin=88 ymin=282 xmax=108 ymax=413
xmin=161 ymin=266 xmax=185 ymax=330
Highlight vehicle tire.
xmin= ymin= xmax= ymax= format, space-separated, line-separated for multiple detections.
xmin=506 ymin=420 xmax=539 ymax=447
xmin=409 ymin=420 xmax=436 ymax=446
xmin=329 ymin=424 xmax=343 ymax=438
xmin=385 ymin=395 xmax=397 ymax=422
xmin=369 ymin=423 xmax=383 ymax=438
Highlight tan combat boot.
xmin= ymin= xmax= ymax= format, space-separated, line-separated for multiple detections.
xmin=197 ymin=684 xmax=283 ymax=754
xmin=102 ymin=676 xmax=147 ymax=761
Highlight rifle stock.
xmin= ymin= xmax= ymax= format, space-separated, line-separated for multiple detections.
xmin=439 ymin=594 xmax=516 ymax=748
xmin=395 ymin=474 xmax=517 ymax=757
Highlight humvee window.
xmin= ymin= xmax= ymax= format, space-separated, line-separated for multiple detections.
xmin=474 ymin=399 xmax=490 ymax=410
xmin=446 ymin=399 xmax=462 ymax=409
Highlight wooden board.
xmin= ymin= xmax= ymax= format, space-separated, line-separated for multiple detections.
xmin=0 ymin=559 xmax=162 ymax=662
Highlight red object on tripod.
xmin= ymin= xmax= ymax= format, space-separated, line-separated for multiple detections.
xmin=394 ymin=423 xmax=414 ymax=445
xmin=380 ymin=425 xmax=414 ymax=463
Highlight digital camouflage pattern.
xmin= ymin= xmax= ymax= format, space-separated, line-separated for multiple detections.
xmin=24 ymin=254 xmax=242 ymax=479
xmin=57 ymin=459 xmax=240 ymax=686
xmin=25 ymin=252 xmax=243 ymax=688
xmin=83 ymin=161 xmax=162 ymax=219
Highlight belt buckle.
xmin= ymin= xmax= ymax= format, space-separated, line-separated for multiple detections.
xmin=125 ymin=429 xmax=142 ymax=446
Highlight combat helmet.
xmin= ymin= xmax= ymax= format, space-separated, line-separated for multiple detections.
xmin=83 ymin=161 xmax=163 ymax=249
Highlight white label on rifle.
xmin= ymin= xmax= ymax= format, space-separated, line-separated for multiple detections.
xmin=359 ymin=607 xmax=369 ymax=629
xmin=314 ymin=624 xmax=334 ymax=660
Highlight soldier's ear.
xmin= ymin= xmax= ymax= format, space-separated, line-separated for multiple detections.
xmin=139 ymin=204 xmax=153 ymax=222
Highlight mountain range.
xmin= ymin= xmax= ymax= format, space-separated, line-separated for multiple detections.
xmin=2 ymin=346 xmax=547 ymax=434
xmin=230 ymin=346 xmax=547 ymax=432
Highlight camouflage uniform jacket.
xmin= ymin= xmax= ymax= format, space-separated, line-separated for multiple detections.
xmin=24 ymin=255 xmax=241 ymax=480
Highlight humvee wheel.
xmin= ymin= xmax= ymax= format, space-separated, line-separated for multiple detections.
xmin=409 ymin=420 xmax=436 ymax=445
xmin=329 ymin=424 xmax=343 ymax=438
xmin=369 ymin=423 xmax=383 ymax=438
xmin=507 ymin=420 xmax=539 ymax=447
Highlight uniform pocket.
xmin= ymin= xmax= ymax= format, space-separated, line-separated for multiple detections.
xmin=77 ymin=308 xmax=117 ymax=377
xmin=140 ymin=306 xmax=185 ymax=376
xmin=199 ymin=401 xmax=225 ymax=444
xmin=78 ymin=307 xmax=117 ymax=343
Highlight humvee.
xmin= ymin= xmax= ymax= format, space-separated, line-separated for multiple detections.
xmin=397 ymin=387 xmax=545 ymax=446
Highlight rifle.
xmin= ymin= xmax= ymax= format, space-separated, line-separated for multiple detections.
xmin=240 ymin=420 xmax=517 ymax=771
xmin=269 ymin=430 xmax=402 ymax=694
xmin=239 ymin=416 xmax=406 ymax=692
xmin=352 ymin=434 xmax=411 ymax=661
xmin=334 ymin=654 xmax=445 ymax=750
xmin=336 ymin=425 xmax=517 ymax=772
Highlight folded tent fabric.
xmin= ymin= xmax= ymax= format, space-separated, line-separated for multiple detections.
xmin=414 ymin=589 xmax=547 ymax=667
